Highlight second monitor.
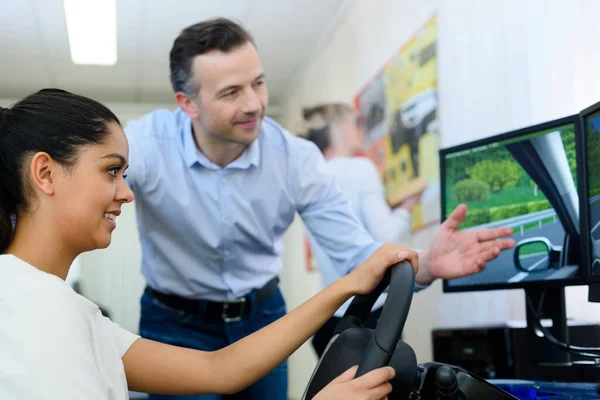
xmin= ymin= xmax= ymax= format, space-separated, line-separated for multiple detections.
xmin=440 ymin=116 xmax=584 ymax=292
xmin=578 ymin=101 xmax=600 ymax=280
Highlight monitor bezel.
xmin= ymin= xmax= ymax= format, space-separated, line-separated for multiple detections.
xmin=441 ymin=114 xmax=585 ymax=293
xmin=577 ymin=100 xmax=600 ymax=283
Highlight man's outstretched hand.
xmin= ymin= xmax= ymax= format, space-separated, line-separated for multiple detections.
xmin=419 ymin=204 xmax=515 ymax=284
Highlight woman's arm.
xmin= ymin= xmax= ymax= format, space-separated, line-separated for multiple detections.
xmin=123 ymin=277 xmax=353 ymax=395
xmin=122 ymin=244 xmax=417 ymax=395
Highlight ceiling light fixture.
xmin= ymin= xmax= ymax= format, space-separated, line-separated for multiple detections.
xmin=63 ymin=0 xmax=117 ymax=65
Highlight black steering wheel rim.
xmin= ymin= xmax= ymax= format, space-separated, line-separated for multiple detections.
xmin=342 ymin=260 xmax=415 ymax=377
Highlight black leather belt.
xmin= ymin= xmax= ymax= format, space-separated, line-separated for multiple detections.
xmin=145 ymin=276 xmax=279 ymax=322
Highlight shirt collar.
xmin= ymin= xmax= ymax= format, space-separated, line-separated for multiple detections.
xmin=228 ymin=135 xmax=261 ymax=170
xmin=181 ymin=112 xmax=262 ymax=170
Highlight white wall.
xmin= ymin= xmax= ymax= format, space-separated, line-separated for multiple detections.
xmin=278 ymin=0 xmax=600 ymax=397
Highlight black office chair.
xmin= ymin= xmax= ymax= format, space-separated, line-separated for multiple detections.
xmin=302 ymin=261 xmax=518 ymax=399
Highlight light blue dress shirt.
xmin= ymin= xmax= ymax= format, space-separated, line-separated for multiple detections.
xmin=125 ymin=109 xmax=381 ymax=301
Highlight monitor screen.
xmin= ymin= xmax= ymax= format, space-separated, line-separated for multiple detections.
xmin=441 ymin=117 xmax=583 ymax=292
xmin=581 ymin=106 xmax=600 ymax=277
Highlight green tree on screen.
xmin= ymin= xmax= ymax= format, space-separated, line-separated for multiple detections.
xmin=466 ymin=159 xmax=522 ymax=192
xmin=587 ymin=120 xmax=600 ymax=196
xmin=559 ymin=127 xmax=577 ymax=183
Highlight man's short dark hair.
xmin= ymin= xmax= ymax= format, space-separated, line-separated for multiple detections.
xmin=169 ymin=18 xmax=256 ymax=96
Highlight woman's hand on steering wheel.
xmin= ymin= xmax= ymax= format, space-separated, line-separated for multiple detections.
xmin=313 ymin=365 xmax=395 ymax=400
xmin=347 ymin=243 xmax=419 ymax=295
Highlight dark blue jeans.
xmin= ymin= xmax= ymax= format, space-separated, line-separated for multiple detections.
xmin=139 ymin=288 xmax=288 ymax=400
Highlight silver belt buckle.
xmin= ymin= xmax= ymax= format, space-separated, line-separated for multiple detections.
xmin=222 ymin=297 xmax=246 ymax=322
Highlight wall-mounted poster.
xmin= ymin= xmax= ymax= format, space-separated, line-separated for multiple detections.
xmin=354 ymin=15 xmax=439 ymax=232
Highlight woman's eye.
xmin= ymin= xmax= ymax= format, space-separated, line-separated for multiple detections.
xmin=108 ymin=168 xmax=119 ymax=177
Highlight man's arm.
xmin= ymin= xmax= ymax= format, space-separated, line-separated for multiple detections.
xmin=292 ymin=146 xmax=434 ymax=290
xmin=291 ymin=143 xmax=383 ymax=276
xmin=291 ymin=140 xmax=515 ymax=287
xmin=123 ymin=277 xmax=355 ymax=395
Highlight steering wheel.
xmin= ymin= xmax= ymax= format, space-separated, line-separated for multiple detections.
xmin=302 ymin=260 xmax=418 ymax=399
xmin=302 ymin=260 xmax=519 ymax=399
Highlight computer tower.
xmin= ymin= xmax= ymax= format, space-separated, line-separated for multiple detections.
xmin=432 ymin=321 xmax=600 ymax=381
xmin=432 ymin=323 xmax=516 ymax=379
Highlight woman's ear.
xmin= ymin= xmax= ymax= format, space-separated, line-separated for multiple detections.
xmin=29 ymin=152 xmax=57 ymax=196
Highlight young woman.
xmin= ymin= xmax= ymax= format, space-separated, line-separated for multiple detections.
xmin=0 ymin=89 xmax=418 ymax=399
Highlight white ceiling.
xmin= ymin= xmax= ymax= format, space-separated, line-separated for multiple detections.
xmin=0 ymin=0 xmax=354 ymax=112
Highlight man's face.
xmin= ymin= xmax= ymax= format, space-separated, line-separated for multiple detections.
xmin=190 ymin=42 xmax=268 ymax=146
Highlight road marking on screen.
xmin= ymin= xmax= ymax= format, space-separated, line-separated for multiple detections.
xmin=508 ymin=256 xmax=549 ymax=283
xmin=592 ymin=219 xmax=600 ymax=235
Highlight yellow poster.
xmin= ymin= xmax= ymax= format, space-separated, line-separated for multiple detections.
xmin=355 ymin=15 xmax=439 ymax=231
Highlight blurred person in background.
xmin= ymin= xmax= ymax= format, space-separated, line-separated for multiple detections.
xmin=303 ymin=103 xmax=424 ymax=357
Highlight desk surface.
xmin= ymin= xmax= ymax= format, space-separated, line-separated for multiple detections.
xmin=489 ymin=380 xmax=600 ymax=399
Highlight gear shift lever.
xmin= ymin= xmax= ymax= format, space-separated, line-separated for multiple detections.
xmin=436 ymin=366 xmax=460 ymax=399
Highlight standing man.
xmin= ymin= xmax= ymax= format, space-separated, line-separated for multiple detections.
xmin=125 ymin=18 xmax=514 ymax=399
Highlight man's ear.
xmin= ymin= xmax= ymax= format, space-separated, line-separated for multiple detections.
xmin=175 ymin=92 xmax=201 ymax=120
xmin=29 ymin=152 xmax=57 ymax=196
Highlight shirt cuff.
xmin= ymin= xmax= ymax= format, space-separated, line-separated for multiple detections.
xmin=413 ymin=248 xmax=431 ymax=292
xmin=413 ymin=282 xmax=430 ymax=292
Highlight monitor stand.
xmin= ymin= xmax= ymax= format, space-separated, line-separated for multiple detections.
xmin=520 ymin=287 xmax=600 ymax=382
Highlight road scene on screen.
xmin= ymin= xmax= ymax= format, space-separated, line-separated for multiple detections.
xmin=444 ymin=124 xmax=580 ymax=288
xmin=585 ymin=112 xmax=600 ymax=274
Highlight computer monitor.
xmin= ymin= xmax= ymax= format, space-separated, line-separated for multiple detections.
xmin=440 ymin=116 xmax=584 ymax=293
xmin=578 ymin=101 xmax=600 ymax=281
xmin=438 ymin=116 xmax=600 ymax=381
xmin=576 ymin=101 xmax=600 ymax=307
